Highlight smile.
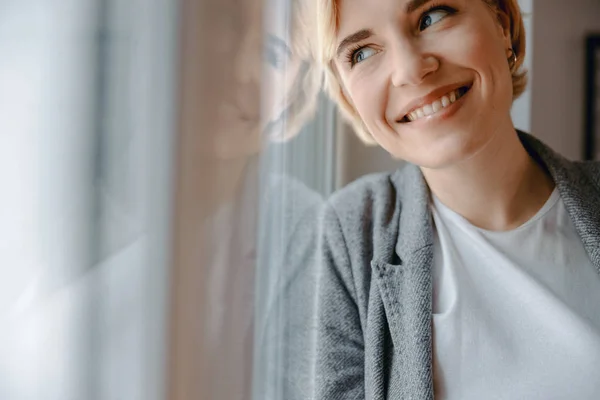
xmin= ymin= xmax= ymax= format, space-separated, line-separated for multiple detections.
xmin=399 ymin=84 xmax=472 ymax=123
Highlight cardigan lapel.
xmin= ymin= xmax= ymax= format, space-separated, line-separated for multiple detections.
xmin=371 ymin=163 xmax=435 ymax=399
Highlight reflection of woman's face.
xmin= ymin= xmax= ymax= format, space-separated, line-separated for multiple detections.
xmin=201 ymin=0 xmax=302 ymax=160
xmin=333 ymin=0 xmax=513 ymax=169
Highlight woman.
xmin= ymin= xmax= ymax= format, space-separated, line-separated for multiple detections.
xmin=313 ymin=0 xmax=600 ymax=398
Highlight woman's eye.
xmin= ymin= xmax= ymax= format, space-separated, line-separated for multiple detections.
xmin=264 ymin=35 xmax=292 ymax=70
xmin=419 ymin=7 xmax=451 ymax=31
xmin=265 ymin=46 xmax=284 ymax=69
xmin=351 ymin=47 xmax=377 ymax=66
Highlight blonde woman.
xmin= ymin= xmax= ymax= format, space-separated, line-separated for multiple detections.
xmin=183 ymin=0 xmax=323 ymax=398
xmin=313 ymin=0 xmax=600 ymax=398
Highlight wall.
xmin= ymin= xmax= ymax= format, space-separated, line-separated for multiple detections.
xmin=335 ymin=124 xmax=401 ymax=187
xmin=512 ymin=0 xmax=533 ymax=132
xmin=530 ymin=0 xmax=600 ymax=160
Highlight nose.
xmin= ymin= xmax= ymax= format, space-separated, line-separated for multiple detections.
xmin=390 ymin=42 xmax=439 ymax=87
xmin=235 ymin=32 xmax=262 ymax=86
xmin=232 ymin=31 xmax=262 ymax=117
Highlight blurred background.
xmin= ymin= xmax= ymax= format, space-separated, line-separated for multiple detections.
xmin=0 ymin=0 xmax=599 ymax=399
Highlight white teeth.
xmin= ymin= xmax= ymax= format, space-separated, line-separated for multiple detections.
xmin=403 ymin=88 xmax=465 ymax=122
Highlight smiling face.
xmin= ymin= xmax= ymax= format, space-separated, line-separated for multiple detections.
xmin=332 ymin=0 xmax=515 ymax=168
xmin=199 ymin=0 xmax=306 ymax=160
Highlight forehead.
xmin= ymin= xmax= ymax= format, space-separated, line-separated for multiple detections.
xmin=335 ymin=0 xmax=470 ymax=39
xmin=264 ymin=0 xmax=293 ymax=37
xmin=339 ymin=0 xmax=407 ymax=16
xmin=336 ymin=0 xmax=408 ymax=34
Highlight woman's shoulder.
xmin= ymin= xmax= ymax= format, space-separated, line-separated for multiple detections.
xmin=575 ymin=160 xmax=600 ymax=174
xmin=325 ymin=168 xmax=401 ymax=219
xmin=322 ymin=163 xmax=423 ymax=239
xmin=571 ymin=160 xmax=600 ymax=188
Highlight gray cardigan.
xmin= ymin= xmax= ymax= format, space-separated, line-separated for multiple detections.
xmin=315 ymin=131 xmax=600 ymax=399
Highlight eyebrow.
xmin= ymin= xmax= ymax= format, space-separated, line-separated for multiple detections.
xmin=336 ymin=29 xmax=373 ymax=58
xmin=335 ymin=0 xmax=435 ymax=58
xmin=405 ymin=0 xmax=434 ymax=14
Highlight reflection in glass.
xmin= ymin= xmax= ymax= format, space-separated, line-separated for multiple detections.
xmin=170 ymin=0 xmax=329 ymax=399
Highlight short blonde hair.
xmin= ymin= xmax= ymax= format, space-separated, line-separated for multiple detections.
xmin=268 ymin=0 xmax=323 ymax=142
xmin=316 ymin=0 xmax=528 ymax=145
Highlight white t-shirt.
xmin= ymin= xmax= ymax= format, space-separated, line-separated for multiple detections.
xmin=431 ymin=188 xmax=600 ymax=399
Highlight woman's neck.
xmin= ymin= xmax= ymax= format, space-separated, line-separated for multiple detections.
xmin=195 ymin=155 xmax=257 ymax=222
xmin=421 ymin=127 xmax=555 ymax=231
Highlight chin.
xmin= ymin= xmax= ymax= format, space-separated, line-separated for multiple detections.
xmin=212 ymin=125 xmax=262 ymax=160
xmin=415 ymin=151 xmax=473 ymax=170
xmin=397 ymin=130 xmax=489 ymax=170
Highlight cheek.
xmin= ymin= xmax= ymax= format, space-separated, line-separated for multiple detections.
xmin=262 ymin=63 xmax=300 ymax=120
xmin=448 ymin=21 xmax=512 ymax=100
xmin=278 ymin=64 xmax=301 ymax=109
xmin=262 ymin=70 xmax=281 ymax=110
xmin=345 ymin=68 xmax=389 ymax=129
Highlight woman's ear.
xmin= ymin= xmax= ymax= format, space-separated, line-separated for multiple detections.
xmin=495 ymin=9 xmax=513 ymax=49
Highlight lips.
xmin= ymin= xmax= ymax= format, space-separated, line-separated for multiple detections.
xmin=396 ymin=82 xmax=473 ymax=123
xmin=220 ymin=102 xmax=259 ymax=123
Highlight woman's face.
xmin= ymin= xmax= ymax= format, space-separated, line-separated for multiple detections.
xmin=333 ymin=0 xmax=514 ymax=168
xmin=201 ymin=0 xmax=303 ymax=160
